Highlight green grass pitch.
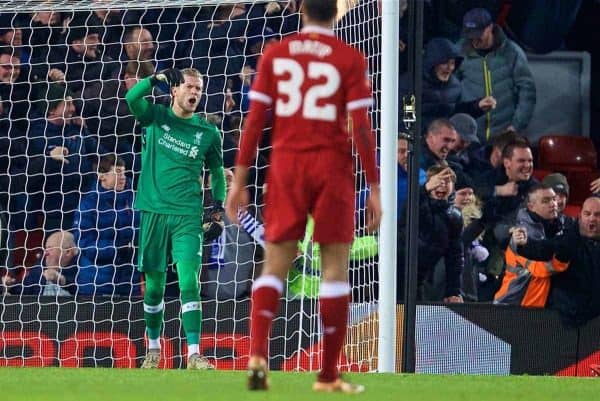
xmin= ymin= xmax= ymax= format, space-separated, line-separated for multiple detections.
xmin=1 ymin=368 xmax=599 ymax=401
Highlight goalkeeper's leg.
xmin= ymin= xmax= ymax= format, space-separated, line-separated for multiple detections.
xmin=312 ymin=243 xmax=364 ymax=394
xmin=142 ymin=271 xmax=166 ymax=368
xmin=247 ymin=240 xmax=296 ymax=390
xmin=177 ymin=261 xmax=214 ymax=370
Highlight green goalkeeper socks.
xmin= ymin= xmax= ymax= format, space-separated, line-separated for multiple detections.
xmin=144 ymin=271 xmax=167 ymax=342
xmin=177 ymin=260 xmax=203 ymax=348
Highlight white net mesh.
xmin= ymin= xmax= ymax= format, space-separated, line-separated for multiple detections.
xmin=0 ymin=0 xmax=382 ymax=370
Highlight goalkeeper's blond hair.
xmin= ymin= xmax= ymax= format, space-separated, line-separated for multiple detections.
xmin=181 ymin=68 xmax=202 ymax=81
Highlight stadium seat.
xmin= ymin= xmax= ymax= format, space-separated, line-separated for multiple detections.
xmin=563 ymin=204 xmax=581 ymax=218
xmin=532 ymin=169 xmax=551 ymax=182
xmin=566 ymin=170 xmax=600 ymax=206
xmin=538 ymin=135 xmax=597 ymax=173
xmin=538 ymin=135 xmax=600 ymax=205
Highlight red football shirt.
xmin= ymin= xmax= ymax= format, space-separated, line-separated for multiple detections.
xmin=237 ymin=26 xmax=377 ymax=182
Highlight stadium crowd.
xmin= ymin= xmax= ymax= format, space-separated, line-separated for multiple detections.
xmin=0 ymin=1 xmax=598 ymax=326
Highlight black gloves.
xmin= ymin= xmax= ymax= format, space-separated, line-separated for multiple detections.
xmin=150 ymin=68 xmax=184 ymax=87
xmin=554 ymin=227 xmax=577 ymax=263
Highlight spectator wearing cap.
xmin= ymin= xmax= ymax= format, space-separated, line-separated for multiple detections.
xmin=54 ymin=15 xmax=118 ymax=95
xmin=543 ymin=173 xmax=575 ymax=227
xmin=456 ymin=8 xmax=536 ymax=143
xmin=448 ymin=112 xmax=481 ymax=170
xmin=27 ymin=83 xmax=107 ymax=231
xmin=399 ymin=37 xmax=496 ymax=130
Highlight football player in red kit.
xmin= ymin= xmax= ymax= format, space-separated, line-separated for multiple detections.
xmin=226 ymin=0 xmax=381 ymax=393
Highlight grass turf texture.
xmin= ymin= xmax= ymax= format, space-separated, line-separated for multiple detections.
xmin=1 ymin=368 xmax=599 ymax=401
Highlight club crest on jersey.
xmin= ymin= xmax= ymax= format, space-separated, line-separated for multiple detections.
xmin=161 ymin=124 xmax=171 ymax=132
xmin=194 ymin=132 xmax=203 ymax=145
xmin=189 ymin=146 xmax=199 ymax=159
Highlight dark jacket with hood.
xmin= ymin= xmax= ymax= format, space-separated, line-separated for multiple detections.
xmin=399 ymin=37 xmax=483 ymax=129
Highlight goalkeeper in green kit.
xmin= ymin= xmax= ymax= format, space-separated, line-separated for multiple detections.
xmin=126 ymin=68 xmax=226 ymax=370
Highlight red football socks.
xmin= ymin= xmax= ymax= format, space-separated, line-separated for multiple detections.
xmin=318 ymin=281 xmax=351 ymax=383
xmin=249 ymin=275 xmax=283 ymax=359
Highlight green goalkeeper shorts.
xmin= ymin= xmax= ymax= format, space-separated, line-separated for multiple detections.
xmin=138 ymin=211 xmax=203 ymax=272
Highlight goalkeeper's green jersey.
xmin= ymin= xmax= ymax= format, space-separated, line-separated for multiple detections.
xmin=126 ymin=77 xmax=226 ymax=215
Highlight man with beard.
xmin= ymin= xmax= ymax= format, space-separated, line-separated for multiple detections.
xmin=126 ymin=67 xmax=226 ymax=370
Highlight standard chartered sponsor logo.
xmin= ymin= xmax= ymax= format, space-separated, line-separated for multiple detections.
xmin=158 ymin=132 xmax=199 ymax=159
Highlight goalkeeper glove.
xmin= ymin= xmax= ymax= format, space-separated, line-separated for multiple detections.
xmin=151 ymin=68 xmax=184 ymax=87
xmin=208 ymin=200 xmax=225 ymax=222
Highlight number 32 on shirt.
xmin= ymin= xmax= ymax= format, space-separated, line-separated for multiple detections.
xmin=273 ymin=57 xmax=341 ymax=122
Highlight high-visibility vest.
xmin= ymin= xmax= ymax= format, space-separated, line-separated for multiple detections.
xmin=494 ymin=246 xmax=569 ymax=308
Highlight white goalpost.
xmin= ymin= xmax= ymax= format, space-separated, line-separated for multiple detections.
xmin=0 ymin=0 xmax=398 ymax=371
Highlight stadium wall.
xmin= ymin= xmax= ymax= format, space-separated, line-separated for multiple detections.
xmin=0 ymin=298 xmax=598 ymax=376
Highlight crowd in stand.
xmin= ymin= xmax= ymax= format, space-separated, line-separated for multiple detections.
xmin=0 ymin=1 xmax=598 ymax=325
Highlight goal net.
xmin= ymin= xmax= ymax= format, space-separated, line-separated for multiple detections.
xmin=0 ymin=0 xmax=382 ymax=370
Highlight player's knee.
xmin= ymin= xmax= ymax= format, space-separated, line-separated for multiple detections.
xmin=144 ymin=287 xmax=163 ymax=306
xmin=178 ymin=272 xmax=200 ymax=302
xmin=180 ymin=289 xmax=200 ymax=305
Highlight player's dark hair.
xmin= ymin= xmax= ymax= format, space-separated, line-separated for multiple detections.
xmin=303 ymin=0 xmax=337 ymax=22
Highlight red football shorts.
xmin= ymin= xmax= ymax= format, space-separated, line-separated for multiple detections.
xmin=263 ymin=150 xmax=355 ymax=244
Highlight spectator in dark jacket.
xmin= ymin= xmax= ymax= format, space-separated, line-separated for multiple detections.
xmin=478 ymin=140 xmax=538 ymax=278
xmin=57 ymin=17 xmax=119 ymax=96
xmin=399 ymin=37 xmax=496 ymax=130
xmin=457 ymin=8 xmax=536 ymax=142
xmin=73 ymin=155 xmax=140 ymax=297
xmin=2 ymin=230 xmax=78 ymax=296
xmin=80 ymin=60 xmax=157 ymax=171
xmin=517 ymin=196 xmax=600 ymax=326
xmin=27 ymin=83 xmax=106 ymax=230
xmin=397 ymin=165 xmax=464 ymax=303
xmin=466 ymin=129 xmax=526 ymax=190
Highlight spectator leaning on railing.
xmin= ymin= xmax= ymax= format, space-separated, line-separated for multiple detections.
xmin=515 ymin=196 xmax=600 ymax=326
xmin=2 ymin=230 xmax=78 ymax=296
xmin=494 ymin=184 xmax=568 ymax=307
xmin=397 ymin=165 xmax=464 ymax=303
